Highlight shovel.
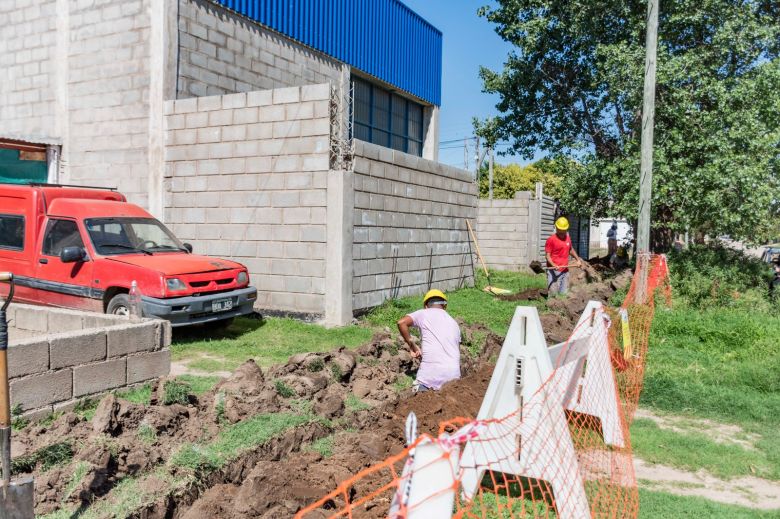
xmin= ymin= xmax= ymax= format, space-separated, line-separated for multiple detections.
xmin=529 ymin=261 xmax=581 ymax=275
xmin=0 ymin=272 xmax=35 ymax=519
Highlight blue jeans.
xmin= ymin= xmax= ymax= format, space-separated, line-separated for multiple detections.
xmin=547 ymin=270 xmax=570 ymax=296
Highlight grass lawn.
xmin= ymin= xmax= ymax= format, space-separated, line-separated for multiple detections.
xmin=639 ymin=304 xmax=780 ymax=480
xmin=638 ymin=489 xmax=780 ymax=518
xmin=170 ymin=270 xmax=546 ymax=372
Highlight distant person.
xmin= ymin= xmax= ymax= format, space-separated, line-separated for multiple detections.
xmin=396 ymin=289 xmax=461 ymax=393
xmin=607 ymin=222 xmax=618 ymax=256
xmin=545 ymin=217 xmax=584 ymax=296
xmin=771 ymin=260 xmax=780 ymax=298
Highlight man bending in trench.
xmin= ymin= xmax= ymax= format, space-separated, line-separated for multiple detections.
xmin=397 ymin=289 xmax=461 ymax=393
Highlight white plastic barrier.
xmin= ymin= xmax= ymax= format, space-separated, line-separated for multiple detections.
xmin=459 ymin=306 xmax=591 ymax=518
xmin=548 ymin=301 xmax=626 ymax=448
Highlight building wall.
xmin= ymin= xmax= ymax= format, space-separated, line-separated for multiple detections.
xmin=163 ymin=85 xmax=332 ymax=316
xmin=476 ymin=194 xmax=534 ymax=272
xmin=0 ymin=0 xmax=57 ymax=140
xmin=177 ymin=0 xmax=345 ymax=99
xmin=8 ymin=304 xmax=170 ymax=419
xmin=0 ymin=0 xmax=162 ymax=210
xmin=351 ymin=140 xmax=477 ymax=312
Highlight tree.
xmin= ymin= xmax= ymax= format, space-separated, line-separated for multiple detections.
xmin=478 ymin=160 xmax=564 ymax=199
xmin=476 ymin=0 xmax=780 ymax=250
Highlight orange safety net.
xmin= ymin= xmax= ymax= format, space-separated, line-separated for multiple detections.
xmin=296 ymin=254 xmax=671 ymax=519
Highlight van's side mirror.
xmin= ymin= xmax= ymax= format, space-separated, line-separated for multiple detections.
xmin=183 ymin=243 xmax=193 ymax=253
xmin=60 ymin=246 xmax=86 ymax=263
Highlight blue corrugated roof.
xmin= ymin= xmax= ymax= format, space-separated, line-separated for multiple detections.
xmin=212 ymin=0 xmax=443 ymax=106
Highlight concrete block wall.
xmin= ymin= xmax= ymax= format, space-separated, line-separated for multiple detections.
xmin=351 ymin=140 xmax=478 ymax=312
xmin=178 ymin=0 xmax=344 ymax=99
xmin=0 ymin=0 xmax=160 ymax=210
xmin=6 ymin=304 xmax=171 ymax=418
xmin=0 ymin=0 xmax=57 ymax=138
xmin=476 ymin=193 xmax=534 ymax=271
xmin=163 ymin=84 xmax=332 ymax=316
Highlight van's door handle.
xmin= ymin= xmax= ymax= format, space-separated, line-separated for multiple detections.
xmin=39 ymin=258 xmax=48 ymax=264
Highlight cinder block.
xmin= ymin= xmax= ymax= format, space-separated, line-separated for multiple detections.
xmin=301 ymin=83 xmax=331 ymax=101
xmin=247 ymin=89 xmax=272 ymax=106
xmin=73 ymin=358 xmax=127 ymax=397
xmin=10 ymin=369 xmax=72 ymax=411
xmin=8 ymin=339 xmax=49 ymax=379
xmin=13 ymin=307 xmax=48 ymax=333
xmin=127 ymin=350 xmax=171 ymax=384
xmin=106 ymin=321 xmax=160 ymax=357
xmin=50 ymin=330 xmax=107 ymax=369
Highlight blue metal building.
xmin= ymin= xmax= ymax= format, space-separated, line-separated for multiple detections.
xmin=212 ymin=0 xmax=443 ymax=106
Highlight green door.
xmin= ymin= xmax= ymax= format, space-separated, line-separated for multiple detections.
xmin=0 ymin=148 xmax=48 ymax=184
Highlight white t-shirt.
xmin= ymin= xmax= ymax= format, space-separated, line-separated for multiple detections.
xmin=408 ymin=307 xmax=461 ymax=390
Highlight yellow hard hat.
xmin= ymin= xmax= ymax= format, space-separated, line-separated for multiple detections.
xmin=423 ymin=289 xmax=447 ymax=305
xmin=555 ymin=217 xmax=570 ymax=231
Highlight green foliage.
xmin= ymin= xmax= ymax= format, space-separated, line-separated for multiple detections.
xmin=668 ymin=245 xmax=774 ymax=309
xmin=162 ymin=380 xmax=191 ymax=406
xmin=12 ymin=442 xmax=73 ymax=474
xmin=479 ymin=0 xmax=780 ymax=246
xmin=38 ymin=412 xmax=62 ymax=428
xmin=478 ymin=161 xmax=563 ymax=199
xmin=274 ymin=380 xmax=295 ymax=398
xmin=214 ymin=392 xmax=227 ymax=425
xmin=171 ymin=413 xmax=312 ymax=474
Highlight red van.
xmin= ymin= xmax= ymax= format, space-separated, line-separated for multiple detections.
xmin=0 ymin=184 xmax=257 ymax=327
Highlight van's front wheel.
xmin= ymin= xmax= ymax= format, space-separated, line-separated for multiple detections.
xmin=107 ymin=294 xmax=131 ymax=316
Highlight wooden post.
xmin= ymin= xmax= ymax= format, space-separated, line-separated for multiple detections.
xmin=637 ymin=0 xmax=659 ymax=255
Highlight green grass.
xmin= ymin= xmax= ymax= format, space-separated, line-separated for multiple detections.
xmin=117 ymin=384 xmax=152 ymax=405
xmin=365 ymin=270 xmax=546 ymax=335
xmin=640 ymin=304 xmax=780 ymax=479
xmin=345 ymin=394 xmax=371 ymax=412
xmin=170 ymin=412 xmax=315 ymax=474
xmin=171 ymin=317 xmax=374 ymax=371
xmin=137 ymin=423 xmax=157 ymax=445
xmin=175 ymin=374 xmax=220 ymax=395
xmin=12 ymin=442 xmax=73 ymax=475
xmin=638 ymin=488 xmax=780 ymax=518
xmin=631 ymin=418 xmax=776 ymax=480
xmin=308 ymin=435 xmax=335 ymax=457
xmin=162 ymin=379 xmax=191 ymax=405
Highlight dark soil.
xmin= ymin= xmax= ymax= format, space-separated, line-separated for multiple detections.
xmin=17 ymin=268 xmax=630 ymax=518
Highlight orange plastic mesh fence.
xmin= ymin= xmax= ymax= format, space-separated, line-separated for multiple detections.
xmin=296 ymin=254 xmax=671 ymax=519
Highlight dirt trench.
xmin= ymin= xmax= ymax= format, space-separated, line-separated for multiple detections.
xmin=16 ymin=269 xmax=631 ymax=518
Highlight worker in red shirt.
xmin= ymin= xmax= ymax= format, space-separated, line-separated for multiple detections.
xmin=545 ymin=217 xmax=583 ymax=296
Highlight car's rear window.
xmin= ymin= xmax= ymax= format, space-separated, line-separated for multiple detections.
xmin=0 ymin=214 xmax=24 ymax=251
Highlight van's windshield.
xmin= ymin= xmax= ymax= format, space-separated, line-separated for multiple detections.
xmin=85 ymin=217 xmax=186 ymax=256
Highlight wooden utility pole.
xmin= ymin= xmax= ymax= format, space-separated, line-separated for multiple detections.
xmin=488 ymin=147 xmax=494 ymax=200
xmin=637 ymin=0 xmax=659 ymax=254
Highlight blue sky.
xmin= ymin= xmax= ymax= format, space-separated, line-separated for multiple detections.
xmin=402 ymin=0 xmax=536 ymax=168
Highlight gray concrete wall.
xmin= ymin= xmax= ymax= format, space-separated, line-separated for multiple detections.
xmin=0 ymin=0 xmax=57 ymax=141
xmin=0 ymin=0 xmax=167 ymax=212
xmin=163 ymin=85 xmax=332 ymax=316
xmin=6 ymin=304 xmax=171 ymax=418
xmin=177 ymin=0 xmax=345 ymax=99
xmin=350 ymin=140 xmax=477 ymax=312
xmin=476 ymin=193 xmax=534 ymax=272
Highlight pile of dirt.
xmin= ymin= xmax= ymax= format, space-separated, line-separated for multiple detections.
xmin=177 ymin=362 xmax=496 ymax=519
xmin=497 ymin=287 xmax=547 ymax=302
xmin=19 ymin=268 xmax=627 ymax=518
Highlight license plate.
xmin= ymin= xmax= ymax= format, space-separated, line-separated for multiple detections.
xmin=211 ymin=298 xmax=233 ymax=313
